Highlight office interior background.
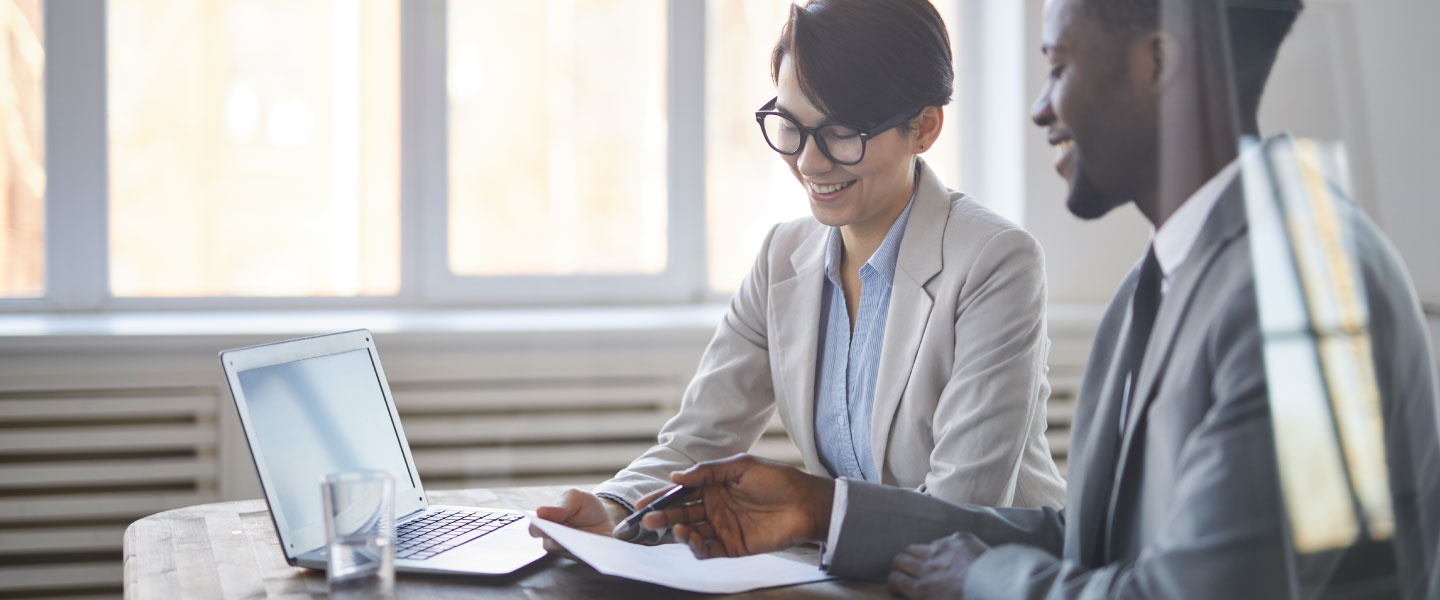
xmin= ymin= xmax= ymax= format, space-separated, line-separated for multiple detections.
xmin=0 ymin=0 xmax=1436 ymax=596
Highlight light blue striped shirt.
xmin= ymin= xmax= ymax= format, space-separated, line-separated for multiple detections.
xmin=813 ymin=197 xmax=915 ymax=482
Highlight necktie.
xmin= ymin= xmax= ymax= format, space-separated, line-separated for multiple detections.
xmin=1118 ymin=246 xmax=1162 ymax=435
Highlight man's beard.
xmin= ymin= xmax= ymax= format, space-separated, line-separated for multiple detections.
xmin=1066 ymin=164 xmax=1128 ymax=220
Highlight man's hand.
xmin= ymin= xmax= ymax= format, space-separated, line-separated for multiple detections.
xmin=887 ymin=532 xmax=990 ymax=599
xmin=529 ymin=489 xmax=630 ymax=554
xmin=640 ymin=454 xmax=835 ymax=559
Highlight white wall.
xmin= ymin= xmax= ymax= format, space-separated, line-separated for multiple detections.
xmin=1259 ymin=0 xmax=1440 ymax=306
xmin=1345 ymin=0 xmax=1440 ymax=306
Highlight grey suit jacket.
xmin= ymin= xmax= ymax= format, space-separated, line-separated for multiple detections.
xmin=828 ymin=177 xmax=1440 ymax=598
xmin=592 ymin=161 xmax=1066 ymax=511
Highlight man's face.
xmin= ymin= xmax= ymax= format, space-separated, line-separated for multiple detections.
xmin=1032 ymin=0 xmax=1159 ymax=220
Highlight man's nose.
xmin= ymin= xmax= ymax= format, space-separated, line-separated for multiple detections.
xmin=1031 ymin=84 xmax=1055 ymax=128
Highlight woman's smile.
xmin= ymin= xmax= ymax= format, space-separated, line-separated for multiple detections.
xmin=807 ymin=179 xmax=859 ymax=203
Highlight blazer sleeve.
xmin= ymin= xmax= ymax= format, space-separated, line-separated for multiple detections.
xmin=961 ymin=277 xmax=1293 ymax=599
xmin=921 ymin=227 xmax=1064 ymax=508
xmin=1356 ymin=215 xmax=1440 ymax=598
xmin=826 ymin=479 xmax=1066 ymax=581
xmin=590 ymin=225 xmax=783 ymax=508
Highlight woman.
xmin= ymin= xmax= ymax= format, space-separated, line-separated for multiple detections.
xmin=536 ymin=0 xmax=1064 ymax=538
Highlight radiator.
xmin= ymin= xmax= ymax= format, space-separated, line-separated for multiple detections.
xmin=385 ymin=367 xmax=801 ymax=490
xmin=0 ymin=386 xmax=220 ymax=597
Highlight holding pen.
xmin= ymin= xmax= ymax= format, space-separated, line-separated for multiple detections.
xmin=611 ymin=485 xmax=697 ymax=543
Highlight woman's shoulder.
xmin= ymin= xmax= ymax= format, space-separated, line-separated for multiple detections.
xmin=913 ymin=162 xmax=1037 ymax=253
xmin=933 ymin=188 xmax=1041 ymax=256
xmin=921 ymin=188 xmax=1047 ymax=298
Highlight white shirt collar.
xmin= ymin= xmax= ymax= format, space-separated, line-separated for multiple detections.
xmin=1151 ymin=157 xmax=1243 ymax=289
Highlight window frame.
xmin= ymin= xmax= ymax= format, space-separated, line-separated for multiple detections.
xmin=412 ymin=0 xmax=709 ymax=306
xmin=9 ymin=0 xmax=988 ymax=313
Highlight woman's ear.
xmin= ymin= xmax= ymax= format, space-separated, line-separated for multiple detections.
xmin=913 ymin=105 xmax=944 ymax=153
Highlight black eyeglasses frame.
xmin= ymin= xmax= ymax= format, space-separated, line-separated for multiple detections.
xmin=753 ymin=97 xmax=923 ymax=166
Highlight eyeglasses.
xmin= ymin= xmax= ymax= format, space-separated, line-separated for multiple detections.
xmin=754 ymin=97 xmax=921 ymax=166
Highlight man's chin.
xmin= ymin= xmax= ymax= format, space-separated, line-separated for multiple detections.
xmin=1065 ymin=170 xmax=1125 ymax=220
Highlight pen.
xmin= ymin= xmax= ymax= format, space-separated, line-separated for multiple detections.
xmin=611 ymin=485 xmax=696 ymax=542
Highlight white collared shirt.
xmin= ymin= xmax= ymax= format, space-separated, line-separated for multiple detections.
xmin=1151 ymin=157 xmax=1243 ymax=292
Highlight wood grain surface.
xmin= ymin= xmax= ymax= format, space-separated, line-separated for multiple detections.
xmin=123 ymin=486 xmax=886 ymax=599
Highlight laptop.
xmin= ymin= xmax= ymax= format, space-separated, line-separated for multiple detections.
xmin=220 ymin=329 xmax=547 ymax=575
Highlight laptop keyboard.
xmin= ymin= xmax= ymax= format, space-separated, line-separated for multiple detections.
xmin=394 ymin=509 xmax=523 ymax=561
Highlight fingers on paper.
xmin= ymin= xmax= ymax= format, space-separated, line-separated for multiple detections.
xmin=675 ymin=524 xmax=729 ymax=560
xmin=536 ymin=489 xmax=589 ymax=524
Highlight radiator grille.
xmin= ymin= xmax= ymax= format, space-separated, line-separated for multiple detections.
xmin=0 ymin=387 xmax=220 ymax=598
xmin=1046 ymin=333 xmax=1092 ymax=477
xmin=389 ymin=372 xmax=799 ymax=490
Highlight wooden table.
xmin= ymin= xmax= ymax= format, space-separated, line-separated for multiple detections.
xmin=123 ymin=485 xmax=886 ymax=599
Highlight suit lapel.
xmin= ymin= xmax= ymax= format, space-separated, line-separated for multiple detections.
xmin=1104 ymin=181 xmax=1250 ymax=556
xmin=869 ymin=162 xmax=945 ymax=477
xmin=1071 ymin=268 xmax=1142 ymax=566
xmin=771 ymin=225 xmax=829 ymax=472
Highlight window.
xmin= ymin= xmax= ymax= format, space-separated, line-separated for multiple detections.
xmin=106 ymin=0 xmax=400 ymax=298
xmin=0 ymin=0 xmax=43 ymax=299
xmin=447 ymin=1 xmax=667 ymax=278
xmin=703 ymin=0 xmax=802 ymax=293
xmin=17 ymin=0 xmax=970 ymax=310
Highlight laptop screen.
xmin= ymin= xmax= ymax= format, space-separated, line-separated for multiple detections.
xmin=236 ymin=348 xmax=417 ymax=540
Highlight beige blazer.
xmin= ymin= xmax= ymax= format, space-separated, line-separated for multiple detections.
xmin=593 ymin=162 xmax=1066 ymax=510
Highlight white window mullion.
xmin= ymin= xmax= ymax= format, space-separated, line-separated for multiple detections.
xmin=43 ymin=0 xmax=110 ymax=311
xmin=668 ymin=0 xmax=707 ymax=302
xmin=400 ymin=0 xmax=448 ymax=304
xmin=956 ymin=0 xmax=1025 ymax=226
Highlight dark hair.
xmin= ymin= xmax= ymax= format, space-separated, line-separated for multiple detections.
xmin=1084 ymin=1 xmax=1302 ymax=119
xmin=770 ymin=0 xmax=954 ymax=130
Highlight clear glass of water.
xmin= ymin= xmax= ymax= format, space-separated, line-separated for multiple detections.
xmin=321 ymin=470 xmax=395 ymax=600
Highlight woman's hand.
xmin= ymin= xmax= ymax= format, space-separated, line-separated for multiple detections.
xmin=529 ymin=489 xmax=631 ymax=553
xmin=641 ymin=454 xmax=835 ymax=559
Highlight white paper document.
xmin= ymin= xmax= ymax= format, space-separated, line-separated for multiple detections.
xmin=529 ymin=517 xmax=834 ymax=594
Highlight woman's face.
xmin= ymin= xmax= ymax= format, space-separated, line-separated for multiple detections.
xmin=774 ymin=55 xmax=924 ymax=232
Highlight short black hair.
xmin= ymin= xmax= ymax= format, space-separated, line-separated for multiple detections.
xmin=770 ymin=0 xmax=954 ymax=129
xmin=1083 ymin=0 xmax=1302 ymax=118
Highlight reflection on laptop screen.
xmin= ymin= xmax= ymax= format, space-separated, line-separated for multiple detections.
xmin=237 ymin=348 xmax=415 ymax=535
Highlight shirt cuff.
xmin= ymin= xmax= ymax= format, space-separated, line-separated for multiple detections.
xmin=595 ymin=491 xmax=666 ymax=545
xmin=594 ymin=492 xmax=635 ymax=514
xmin=819 ymin=477 xmax=849 ymax=570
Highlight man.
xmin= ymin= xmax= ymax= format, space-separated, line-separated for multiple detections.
xmin=639 ymin=0 xmax=1440 ymax=597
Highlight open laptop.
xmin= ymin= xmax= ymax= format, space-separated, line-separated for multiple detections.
xmin=220 ymin=329 xmax=547 ymax=575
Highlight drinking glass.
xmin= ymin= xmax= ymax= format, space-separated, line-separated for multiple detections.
xmin=321 ymin=470 xmax=395 ymax=600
